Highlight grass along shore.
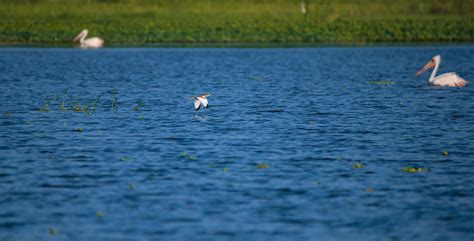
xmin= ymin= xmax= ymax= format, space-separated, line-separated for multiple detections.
xmin=1 ymin=0 xmax=474 ymax=45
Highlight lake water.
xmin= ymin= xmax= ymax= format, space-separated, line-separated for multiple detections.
xmin=0 ymin=46 xmax=473 ymax=241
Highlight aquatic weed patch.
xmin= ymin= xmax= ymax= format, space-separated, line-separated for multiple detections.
xmin=257 ymin=163 xmax=269 ymax=169
xmin=353 ymin=163 xmax=365 ymax=169
xmin=402 ymin=166 xmax=429 ymax=173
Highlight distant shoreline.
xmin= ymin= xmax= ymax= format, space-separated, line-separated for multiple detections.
xmin=1 ymin=2 xmax=473 ymax=45
xmin=1 ymin=41 xmax=473 ymax=48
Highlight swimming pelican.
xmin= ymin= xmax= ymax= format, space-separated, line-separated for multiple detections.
xmin=416 ymin=55 xmax=468 ymax=87
xmin=193 ymin=94 xmax=210 ymax=111
xmin=73 ymin=29 xmax=104 ymax=48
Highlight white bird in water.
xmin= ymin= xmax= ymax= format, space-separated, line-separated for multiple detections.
xmin=73 ymin=29 xmax=104 ymax=48
xmin=416 ymin=55 xmax=468 ymax=87
xmin=193 ymin=94 xmax=210 ymax=111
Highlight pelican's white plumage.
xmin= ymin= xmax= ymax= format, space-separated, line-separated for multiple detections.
xmin=193 ymin=94 xmax=210 ymax=111
xmin=416 ymin=55 xmax=468 ymax=87
xmin=74 ymin=29 xmax=104 ymax=48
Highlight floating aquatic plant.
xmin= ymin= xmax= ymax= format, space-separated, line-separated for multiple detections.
xmin=223 ymin=167 xmax=229 ymax=173
xmin=91 ymin=95 xmax=101 ymax=112
xmin=120 ymin=156 xmax=129 ymax=161
xmin=75 ymin=128 xmax=84 ymax=132
xmin=49 ymin=227 xmax=58 ymax=236
xmin=257 ymin=163 xmax=269 ymax=169
xmin=353 ymin=163 xmax=365 ymax=169
xmin=133 ymin=101 xmax=144 ymax=111
xmin=59 ymin=90 xmax=68 ymax=111
xmin=137 ymin=115 xmax=145 ymax=120
xmin=96 ymin=211 xmax=105 ymax=218
xmin=180 ymin=152 xmax=188 ymax=157
xmin=59 ymin=101 xmax=67 ymax=111
xmin=402 ymin=167 xmax=428 ymax=173
xmin=128 ymin=183 xmax=136 ymax=190
xmin=38 ymin=96 xmax=50 ymax=112
xmin=366 ymin=188 xmax=374 ymax=192
xmin=111 ymin=90 xmax=118 ymax=110
xmin=442 ymin=151 xmax=449 ymax=157
xmin=72 ymin=101 xmax=91 ymax=115
xmin=40 ymin=131 xmax=47 ymax=138
xmin=3 ymin=112 xmax=12 ymax=117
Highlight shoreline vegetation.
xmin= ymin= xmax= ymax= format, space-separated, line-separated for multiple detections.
xmin=1 ymin=0 xmax=473 ymax=45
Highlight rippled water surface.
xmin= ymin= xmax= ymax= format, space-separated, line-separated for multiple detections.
xmin=1 ymin=46 xmax=473 ymax=241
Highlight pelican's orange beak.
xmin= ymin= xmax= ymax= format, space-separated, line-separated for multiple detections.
xmin=416 ymin=60 xmax=436 ymax=77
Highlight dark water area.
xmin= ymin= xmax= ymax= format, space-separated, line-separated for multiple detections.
xmin=0 ymin=46 xmax=473 ymax=241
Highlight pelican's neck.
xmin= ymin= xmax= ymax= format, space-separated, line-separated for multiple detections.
xmin=429 ymin=61 xmax=439 ymax=82
xmin=79 ymin=32 xmax=87 ymax=43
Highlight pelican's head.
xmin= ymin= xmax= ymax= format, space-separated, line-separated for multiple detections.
xmin=416 ymin=55 xmax=440 ymax=77
xmin=73 ymin=29 xmax=88 ymax=42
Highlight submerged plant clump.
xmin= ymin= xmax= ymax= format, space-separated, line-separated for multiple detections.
xmin=96 ymin=211 xmax=105 ymax=218
xmin=180 ymin=151 xmax=196 ymax=160
xmin=132 ymin=101 xmax=144 ymax=111
xmin=353 ymin=163 xmax=365 ymax=169
xmin=38 ymin=96 xmax=50 ymax=112
xmin=257 ymin=163 xmax=269 ymax=169
xmin=34 ymin=90 xmax=146 ymax=115
xmin=49 ymin=227 xmax=58 ymax=236
xmin=402 ymin=167 xmax=428 ymax=173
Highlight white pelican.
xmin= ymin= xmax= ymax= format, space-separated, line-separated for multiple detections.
xmin=416 ymin=55 xmax=468 ymax=87
xmin=193 ymin=94 xmax=210 ymax=111
xmin=73 ymin=29 xmax=104 ymax=48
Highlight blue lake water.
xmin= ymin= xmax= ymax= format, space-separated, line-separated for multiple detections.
xmin=0 ymin=46 xmax=473 ymax=241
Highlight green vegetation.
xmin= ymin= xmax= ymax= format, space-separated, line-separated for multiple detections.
xmin=1 ymin=0 xmax=473 ymax=45
xmin=48 ymin=227 xmax=58 ymax=236
xmin=257 ymin=163 xmax=269 ymax=169
xmin=180 ymin=151 xmax=197 ymax=160
xmin=353 ymin=163 xmax=365 ymax=169
xmin=402 ymin=166 xmax=428 ymax=173
xmin=96 ymin=210 xmax=105 ymax=218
